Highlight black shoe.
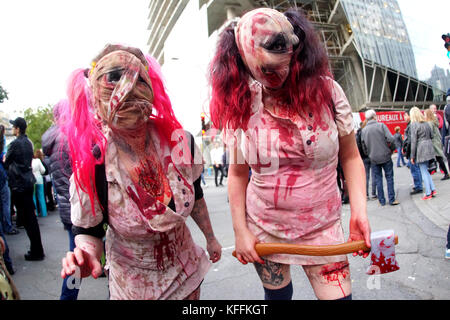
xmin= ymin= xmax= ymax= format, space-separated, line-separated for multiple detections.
xmin=24 ymin=252 xmax=45 ymax=261
xmin=6 ymin=229 xmax=19 ymax=235
xmin=441 ymin=174 xmax=449 ymax=181
xmin=410 ymin=188 xmax=422 ymax=195
xmin=6 ymin=265 xmax=15 ymax=275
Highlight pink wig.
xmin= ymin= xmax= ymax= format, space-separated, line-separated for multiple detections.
xmin=60 ymin=68 xmax=106 ymax=216
xmin=209 ymin=8 xmax=333 ymax=131
xmin=144 ymin=54 xmax=185 ymax=150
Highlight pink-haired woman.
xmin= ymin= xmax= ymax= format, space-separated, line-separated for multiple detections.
xmin=209 ymin=8 xmax=371 ymax=300
xmin=60 ymin=44 xmax=221 ymax=300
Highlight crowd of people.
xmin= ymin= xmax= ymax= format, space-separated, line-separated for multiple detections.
xmin=355 ymin=101 xmax=450 ymax=261
xmin=1 ymin=6 xmax=450 ymax=301
xmin=356 ymin=102 xmax=450 ymax=205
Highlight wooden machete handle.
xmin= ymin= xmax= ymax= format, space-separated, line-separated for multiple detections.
xmin=232 ymin=235 xmax=398 ymax=258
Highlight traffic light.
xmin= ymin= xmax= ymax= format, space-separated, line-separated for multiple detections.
xmin=200 ymin=112 xmax=206 ymax=136
xmin=442 ymin=33 xmax=450 ymax=58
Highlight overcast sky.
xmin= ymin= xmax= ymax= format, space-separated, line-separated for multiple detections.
xmin=0 ymin=0 xmax=448 ymax=129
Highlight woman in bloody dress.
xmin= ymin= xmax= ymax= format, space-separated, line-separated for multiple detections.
xmin=209 ymin=8 xmax=371 ymax=300
xmin=60 ymin=44 xmax=221 ymax=300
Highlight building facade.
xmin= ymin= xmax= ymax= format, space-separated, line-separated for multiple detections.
xmin=340 ymin=0 xmax=417 ymax=79
xmin=147 ymin=0 xmax=446 ymax=136
xmin=427 ymin=65 xmax=450 ymax=92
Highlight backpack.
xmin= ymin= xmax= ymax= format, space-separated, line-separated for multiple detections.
xmin=356 ymin=129 xmax=367 ymax=159
xmin=330 ymin=101 xmax=349 ymax=204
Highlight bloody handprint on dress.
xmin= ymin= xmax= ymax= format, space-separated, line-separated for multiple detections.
xmin=126 ymin=157 xmax=173 ymax=220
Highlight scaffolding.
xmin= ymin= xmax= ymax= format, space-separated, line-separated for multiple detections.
xmin=252 ymin=0 xmax=446 ymax=110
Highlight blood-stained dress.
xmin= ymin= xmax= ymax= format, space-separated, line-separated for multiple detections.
xmin=226 ymin=79 xmax=354 ymax=265
xmin=70 ymin=128 xmax=210 ymax=299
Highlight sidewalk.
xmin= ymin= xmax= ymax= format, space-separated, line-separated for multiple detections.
xmin=410 ymin=170 xmax=450 ymax=231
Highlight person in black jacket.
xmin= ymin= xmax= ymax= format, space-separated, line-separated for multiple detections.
xmin=42 ymin=100 xmax=81 ymax=300
xmin=5 ymin=117 xmax=45 ymax=261
xmin=356 ymin=121 xmax=377 ymax=200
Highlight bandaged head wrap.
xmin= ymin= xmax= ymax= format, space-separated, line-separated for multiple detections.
xmin=235 ymin=8 xmax=299 ymax=89
xmin=89 ymin=44 xmax=154 ymax=131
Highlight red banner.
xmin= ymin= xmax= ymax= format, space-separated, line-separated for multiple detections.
xmin=358 ymin=110 xmax=445 ymax=135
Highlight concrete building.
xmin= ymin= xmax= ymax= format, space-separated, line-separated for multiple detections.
xmin=147 ymin=0 xmax=446 ymax=137
xmin=426 ymin=65 xmax=450 ymax=93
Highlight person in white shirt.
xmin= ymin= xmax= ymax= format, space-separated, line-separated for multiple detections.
xmin=210 ymin=142 xmax=225 ymax=187
xmin=32 ymin=150 xmax=47 ymax=217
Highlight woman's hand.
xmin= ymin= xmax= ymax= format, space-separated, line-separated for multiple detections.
xmin=234 ymin=228 xmax=264 ymax=265
xmin=61 ymin=247 xmax=103 ymax=279
xmin=206 ymin=237 xmax=222 ymax=263
xmin=348 ymin=213 xmax=371 ymax=258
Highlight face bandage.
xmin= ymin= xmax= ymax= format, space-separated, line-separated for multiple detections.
xmin=89 ymin=48 xmax=154 ymax=131
xmin=235 ymin=8 xmax=299 ymax=89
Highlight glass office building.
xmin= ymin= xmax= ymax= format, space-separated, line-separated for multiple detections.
xmin=341 ymin=0 xmax=418 ymax=78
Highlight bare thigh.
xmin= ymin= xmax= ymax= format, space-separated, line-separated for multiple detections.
xmin=184 ymin=286 xmax=201 ymax=300
xmin=254 ymin=259 xmax=291 ymax=290
xmin=303 ymin=260 xmax=351 ymax=300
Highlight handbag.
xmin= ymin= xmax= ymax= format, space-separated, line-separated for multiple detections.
xmin=9 ymin=161 xmax=36 ymax=191
xmin=444 ymin=135 xmax=450 ymax=159
xmin=428 ymin=158 xmax=437 ymax=174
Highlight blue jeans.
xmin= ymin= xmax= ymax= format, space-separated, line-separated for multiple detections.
xmin=60 ymin=227 xmax=80 ymax=300
xmin=396 ymin=148 xmax=406 ymax=167
xmin=363 ymin=158 xmax=377 ymax=196
xmin=371 ymin=160 xmax=396 ymax=205
xmin=418 ymin=162 xmax=436 ymax=196
xmin=408 ymin=159 xmax=423 ymax=191
xmin=0 ymin=183 xmax=12 ymax=233
xmin=33 ymin=183 xmax=47 ymax=217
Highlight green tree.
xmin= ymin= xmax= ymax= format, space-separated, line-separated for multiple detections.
xmin=0 ymin=83 xmax=8 ymax=103
xmin=23 ymin=105 xmax=54 ymax=151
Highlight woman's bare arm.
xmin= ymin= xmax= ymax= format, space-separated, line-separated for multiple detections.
xmin=190 ymin=198 xmax=222 ymax=263
xmin=338 ymin=132 xmax=371 ymax=257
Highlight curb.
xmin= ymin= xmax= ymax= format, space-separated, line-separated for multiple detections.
xmin=412 ymin=194 xmax=450 ymax=231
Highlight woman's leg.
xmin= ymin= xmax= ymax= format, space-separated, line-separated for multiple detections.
xmin=184 ymin=285 xmax=201 ymax=300
xmin=418 ymin=162 xmax=432 ymax=195
xmin=37 ymin=184 xmax=47 ymax=217
xmin=33 ymin=185 xmax=39 ymax=216
xmin=303 ymin=261 xmax=352 ymax=300
xmin=399 ymin=149 xmax=406 ymax=166
xmin=436 ymin=156 xmax=449 ymax=175
xmin=254 ymin=259 xmax=292 ymax=300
